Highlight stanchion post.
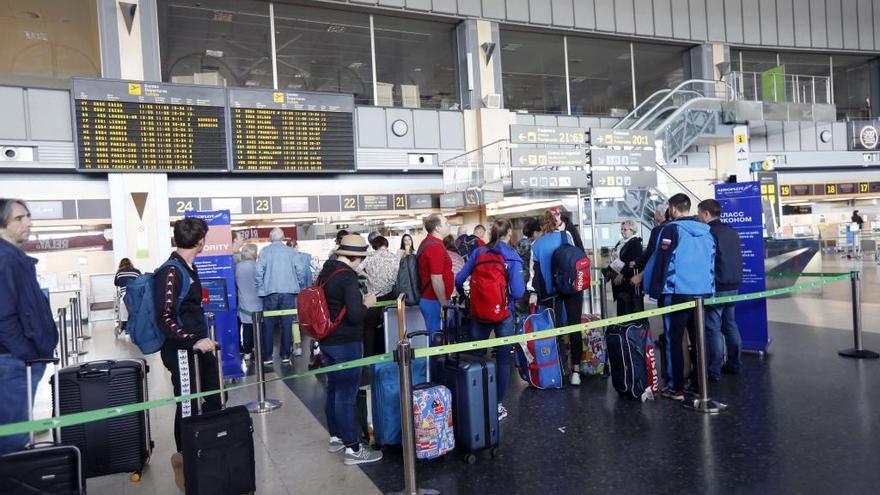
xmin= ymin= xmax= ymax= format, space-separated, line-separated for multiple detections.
xmin=70 ymin=295 xmax=87 ymax=356
xmin=683 ymin=297 xmax=727 ymax=414
xmin=598 ymin=277 xmax=608 ymax=318
xmin=57 ymin=307 xmax=69 ymax=368
xmin=838 ymin=271 xmax=880 ymax=359
xmin=398 ymin=339 xmax=418 ymax=495
xmin=245 ymin=311 xmax=282 ymax=414
xmin=75 ymin=290 xmax=91 ymax=340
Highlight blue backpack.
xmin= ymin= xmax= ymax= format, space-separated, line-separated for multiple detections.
xmin=644 ymin=221 xmax=715 ymax=298
xmin=124 ymin=259 xmax=192 ymax=354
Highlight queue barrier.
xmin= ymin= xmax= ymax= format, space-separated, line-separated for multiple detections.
xmin=0 ymin=272 xmax=857 ymax=438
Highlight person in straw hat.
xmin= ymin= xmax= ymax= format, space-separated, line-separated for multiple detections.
xmin=316 ymin=233 xmax=383 ymax=466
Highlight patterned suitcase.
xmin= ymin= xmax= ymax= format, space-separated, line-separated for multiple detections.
xmin=580 ymin=314 xmax=606 ymax=376
xmin=412 ymin=383 xmax=454 ymax=460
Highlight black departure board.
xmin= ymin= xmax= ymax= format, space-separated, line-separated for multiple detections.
xmin=72 ymin=78 xmax=228 ymax=172
xmin=228 ymin=88 xmax=355 ymax=173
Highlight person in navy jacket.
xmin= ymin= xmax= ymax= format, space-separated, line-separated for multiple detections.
xmin=0 ymin=199 xmax=58 ymax=455
xmin=455 ymin=219 xmax=524 ymax=422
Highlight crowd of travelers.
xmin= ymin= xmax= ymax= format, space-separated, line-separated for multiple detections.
xmin=0 ymin=192 xmax=744 ymax=474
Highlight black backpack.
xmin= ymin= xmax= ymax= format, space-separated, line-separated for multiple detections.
xmin=456 ymin=234 xmax=480 ymax=260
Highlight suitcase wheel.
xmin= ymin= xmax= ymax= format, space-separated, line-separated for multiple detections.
xmin=130 ymin=472 xmax=141 ymax=482
xmin=490 ymin=447 xmax=499 ymax=458
xmin=464 ymin=453 xmax=477 ymax=465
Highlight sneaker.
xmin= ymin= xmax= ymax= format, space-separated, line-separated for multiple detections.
xmin=344 ymin=444 xmax=383 ymax=465
xmin=281 ymin=355 xmax=292 ymax=365
xmin=170 ymin=452 xmax=185 ymax=491
xmin=661 ymin=387 xmax=685 ymax=401
xmin=721 ymin=364 xmax=740 ymax=375
xmin=293 ymin=347 xmax=303 ymax=357
xmin=243 ymin=353 xmax=253 ymax=362
xmin=570 ymin=372 xmax=581 ymax=386
xmin=263 ymin=360 xmax=273 ymax=368
xmin=497 ymin=404 xmax=508 ymax=422
xmin=328 ymin=436 xmax=345 ymax=453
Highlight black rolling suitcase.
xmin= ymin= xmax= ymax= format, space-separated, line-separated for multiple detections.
xmin=435 ymin=304 xmax=500 ymax=464
xmin=52 ymin=359 xmax=152 ymax=479
xmin=180 ymin=346 xmax=256 ymax=495
xmin=0 ymin=358 xmax=86 ymax=495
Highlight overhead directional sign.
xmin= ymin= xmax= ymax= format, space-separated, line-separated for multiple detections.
xmin=587 ymin=128 xmax=654 ymax=148
xmin=591 ymin=170 xmax=657 ymax=188
xmin=588 ymin=149 xmax=650 ymax=167
xmin=511 ymin=170 xmax=591 ymax=190
xmin=510 ymin=148 xmax=587 ymax=167
xmin=510 ymin=125 xmax=587 ymax=145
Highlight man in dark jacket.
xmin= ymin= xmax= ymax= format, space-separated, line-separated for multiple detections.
xmin=155 ymin=217 xmax=220 ymax=490
xmin=0 ymin=199 xmax=58 ymax=455
xmin=698 ymin=199 xmax=744 ymax=378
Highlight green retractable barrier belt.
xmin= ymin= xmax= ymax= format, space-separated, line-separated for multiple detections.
xmin=0 ymin=273 xmax=851 ymax=437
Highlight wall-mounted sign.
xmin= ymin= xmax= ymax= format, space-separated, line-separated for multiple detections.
xmin=509 ymin=148 xmax=587 ymax=167
xmin=587 ymin=128 xmax=654 ymax=148
xmin=509 ymin=125 xmax=586 ymax=145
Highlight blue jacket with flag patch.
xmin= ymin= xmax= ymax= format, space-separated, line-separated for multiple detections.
xmin=644 ymin=217 xmax=715 ymax=299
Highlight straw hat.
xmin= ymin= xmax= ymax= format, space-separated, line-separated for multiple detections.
xmin=335 ymin=234 xmax=371 ymax=258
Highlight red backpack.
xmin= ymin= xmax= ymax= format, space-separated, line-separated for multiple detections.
xmin=468 ymin=248 xmax=510 ymax=323
xmin=297 ymin=268 xmax=348 ymax=340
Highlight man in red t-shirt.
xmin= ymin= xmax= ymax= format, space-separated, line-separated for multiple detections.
xmin=417 ymin=213 xmax=452 ymax=337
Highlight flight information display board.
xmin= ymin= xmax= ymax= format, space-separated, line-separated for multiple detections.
xmin=72 ymin=78 xmax=228 ymax=172
xmin=228 ymin=88 xmax=355 ymax=172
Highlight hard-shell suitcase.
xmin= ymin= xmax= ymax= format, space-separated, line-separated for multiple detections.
xmin=606 ymin=323 xmax=650 ymax=401
xmin=180 ymin=339 xmax=256 ymax=495
xmin=515 ymin=306 xmax=563 ymax=389
xmin=411 ymin=382 xmax=454 ymax=460
xmin=52 ymin=358 xmax=152 ymax=479
xmin=435 ymin=304 xmax=499 ymax=463
xmin=371 ymin=358 xmax=428 ymax=446
xmin=0 ymin=358 xmax=86 ymax=495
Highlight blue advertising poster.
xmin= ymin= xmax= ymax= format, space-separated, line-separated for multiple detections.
xmin=714 ymin=182 xmax=769 ymax=351
xmin=185 ymin=210 xmax=242 ymax=379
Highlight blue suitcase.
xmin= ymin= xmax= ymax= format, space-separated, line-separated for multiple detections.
xmin=515 ymin=307 xmax=564 ymax=389
xmin=371 ymin=356 xmax=428 ymax=446
xmin=435 ymin=305 xmax=500 ymax=463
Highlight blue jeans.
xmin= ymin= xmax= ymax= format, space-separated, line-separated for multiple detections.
xmin=470 ymin=315 xmax=515 ymax=404
xmin=705 ymin=290 xmax=742 ymax=377
xmin=261 ymin=293 xmax=296 ymax=358
xmin=322 ymin=342 xmax=363 ymax=448
xmin=419 ymin=298 xmax=443 ymax=340
xmin=0 ymin=355 xmax=45 ymax=455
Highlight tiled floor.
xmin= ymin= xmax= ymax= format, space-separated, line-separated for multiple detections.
xmin=26 ymin=253 xmax=880 ymax=494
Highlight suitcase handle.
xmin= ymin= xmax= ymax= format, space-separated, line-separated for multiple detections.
xmin=76 ymin=360 xmax=117 ymax=379
xmin=25 ymin=358 xmax=60 ymax=366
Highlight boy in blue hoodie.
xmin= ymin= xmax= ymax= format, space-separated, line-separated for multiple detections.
xmin=633 ymin=193 xmax=715 ymax=401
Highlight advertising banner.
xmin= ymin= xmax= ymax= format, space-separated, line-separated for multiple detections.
xmin=186 ymin=210 xmax=242 ymax=379
xmin=714 ymin=182 xmax=769 ymax=352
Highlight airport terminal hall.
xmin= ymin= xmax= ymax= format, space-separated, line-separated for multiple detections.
xmin=4 ymin=0 xmax=880 ymax=494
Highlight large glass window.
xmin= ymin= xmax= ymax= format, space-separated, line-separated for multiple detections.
xmin=568 ymin=37 xmax=633 ymax=116
xmin=500 ymin=30 xmax=567 ymax=114
xmin=159 ymin=0 xmax=272 ymax=88
xmin=632 ymin=42 xmax=688 ymax=104
xmin=731 ymin=49 xmax=780 ymax=73
xmin=273 ymin=3 xmax=373 ymax=105
xmin=373 ymin=15 xmax=458 ymax=109
xmin=0 ymin=0 xmax=100 ymax=88
xmin=833 ymin=55 xmax=880 ymax=120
